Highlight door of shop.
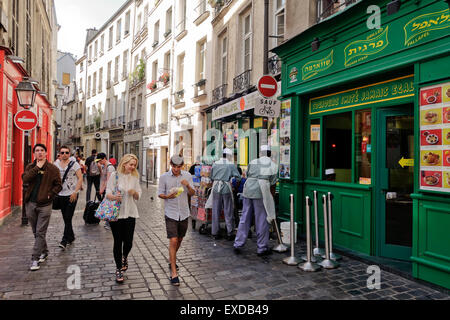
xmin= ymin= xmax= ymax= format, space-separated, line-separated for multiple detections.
xmin=376 ymin=106 xmax=414 ymax=261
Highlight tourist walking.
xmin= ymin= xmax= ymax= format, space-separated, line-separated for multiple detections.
xmin=105 ymin=154 xmax=142 ymax=283
xmin=85 ymin=149 xmax=101 ymax=202
xmin=158 ymin=155 xmax=195 ymax=286
xmin=22 ymin=144 xmax=62 ymax=271
xmin=54 ymin=146 xmax=83 ymax=250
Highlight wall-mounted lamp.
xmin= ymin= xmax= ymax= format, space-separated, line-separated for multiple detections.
xmin=15 ymin=77 xmax=37 ymax=109
xmin=387 ymin=0 xmax=401 ymax=15
xmin=311 ymin=38 xmax=321 ymax=52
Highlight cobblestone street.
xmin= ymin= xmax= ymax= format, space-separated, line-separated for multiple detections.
xmin=0 ymin=184 xmax=449 ymax=301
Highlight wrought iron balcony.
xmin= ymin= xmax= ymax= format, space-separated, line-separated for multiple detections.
xmin=268 ymin=55 xmax=281 ymax=76
xmin=158 ymin=122 xmax=168 ymax=133
xmin=317 ymin=0 xmax=360 ymax=23
xmin=233 ymin=70 xmax=251 ymax=93
xmin=212 ymin=84 xmax=227 ymax=104
xmin=133 ymin=119 xmax=142 ymax=129
xmin=118 ymin=116 xmax=125 ymax=125
xmin=89 ymin=124 xmax=95 ymax=132
xmin=110 ymin=118 xmax=117 ymax=128
xmin=127 ymin=121 xmax=133 ymax=131
xmin=103 ymin=120 xmax=110 ymax=129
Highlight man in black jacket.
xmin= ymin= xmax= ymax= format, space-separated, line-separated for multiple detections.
xmin=23 ymin=144 xmax=62 ymax=271
xmin=85 ymin=149 xmax=101 ymax=202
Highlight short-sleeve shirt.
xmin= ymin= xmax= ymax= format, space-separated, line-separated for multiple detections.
xmin=242 ymin=157 xmax=278 ymax=199
xmin=55 ymin=160 xmax=81 ymax=196
xmin=158 ymin=170 xmax=194 ymax=221
xmin=100 ymin=162 xmax=115 ymax=189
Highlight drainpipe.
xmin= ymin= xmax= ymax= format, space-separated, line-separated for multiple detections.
xmin=263 ymin=0 xmax=269 ymax=75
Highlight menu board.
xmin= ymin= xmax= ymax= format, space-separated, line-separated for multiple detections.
xmin=419 ymin=81 xmax=450 ymax=193
xmin=279 ymin=100 xmax=291 ymax=179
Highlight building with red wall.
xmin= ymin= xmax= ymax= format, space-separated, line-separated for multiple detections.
xmin=0 ymin=47 xmax=54 ymax=223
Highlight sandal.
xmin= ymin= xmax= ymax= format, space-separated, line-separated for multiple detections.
xmin=115 ymin=269 xmax=124 ymax=283
xmin=170 ymin=276 xmax=180 ymax=286
xmin=121 ymin=258 xmax=128 ymax=272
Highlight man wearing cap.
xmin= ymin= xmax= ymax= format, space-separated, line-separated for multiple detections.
xmin=206 ymin=148 xmax=241 ymax=240
xmin=158 ymin=155 xmax=195 ymax=286
xmin=234 ymin=145 xmax=278 ymax=256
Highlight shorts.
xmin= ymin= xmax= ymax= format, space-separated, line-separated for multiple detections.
xmin=165 ymin=216 xmax=189 ymax=239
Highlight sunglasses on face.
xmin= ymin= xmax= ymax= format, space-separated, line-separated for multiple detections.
xmin=60 ymin=151 xmax=70 ymax=155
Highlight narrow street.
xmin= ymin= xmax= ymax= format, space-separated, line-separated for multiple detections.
xmin=0 ymin=184 xmax=448 ymax=301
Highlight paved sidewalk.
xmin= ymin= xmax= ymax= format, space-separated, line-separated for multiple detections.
xmin=0 ymin=185 xmax=448 ymax=300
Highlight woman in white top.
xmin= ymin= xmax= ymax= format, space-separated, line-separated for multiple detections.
xmin=105 ymin=154 xmax=142 ymax=283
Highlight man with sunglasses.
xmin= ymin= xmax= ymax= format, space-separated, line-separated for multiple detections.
xmin=54 ymin=146 xmax=83 ymax=250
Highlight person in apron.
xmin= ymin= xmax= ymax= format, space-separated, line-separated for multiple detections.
xmin=233 ymin=145 xmax=278 ymax=256
xmin=206 ymin=148 xmax=241 ymax=240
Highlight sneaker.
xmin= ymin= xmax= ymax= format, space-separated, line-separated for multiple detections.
xmin=38 ymin=253 xmax=48 ymax=263
xmin=59 ymin=241 xmax=67 ymax=250
xmin=170 ymin=276 xmax=180 ymax=286
xmin=30 ymin=260 xmax=40 ymax=271
xmin=115 ymin=269 xmax=124 ymax=283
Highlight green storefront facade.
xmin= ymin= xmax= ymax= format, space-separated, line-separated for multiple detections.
xmin=273 ymin=0 xmax=450 ymax=289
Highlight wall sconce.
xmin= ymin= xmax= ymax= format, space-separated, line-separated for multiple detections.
xmin=311 ymin=38 xmax=320 ymax=52
xmin=387 ymin=0 xmax=401 ymax=15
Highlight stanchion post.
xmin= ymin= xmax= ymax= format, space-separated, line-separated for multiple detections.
xmin=299 ymin=196 xmax=321 ymax=272
xmin=313 ymin=191 xmax=324 ymax=257
xmin=327 ymin=192 xmax=342 ymax=261
xmin=318 ymin=195 xmax=339 ymax=269
xmin=283 ymin=194 xmax=300 ymax=265
xmin=272 ymin=214 xmax=288 ymax=253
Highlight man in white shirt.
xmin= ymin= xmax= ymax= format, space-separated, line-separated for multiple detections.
xmin=158 ymin=155 xmax=195 ymax=286
xmin=54 ymin=146 xmax=83 ymax=250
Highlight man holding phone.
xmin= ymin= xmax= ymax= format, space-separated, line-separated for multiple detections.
xmin=158 ymin=155 xmax=195 ymax=286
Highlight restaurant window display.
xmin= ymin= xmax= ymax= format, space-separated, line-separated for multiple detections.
xmin=310 ymin=118 xmax=320 ymax=178
xmin=356 ymin=110 xmax=372 ymax=184
xmin=324 ymin=112 xmax=352 ymax=183
xmin=279 ymin=100 xmax=291 ymax=179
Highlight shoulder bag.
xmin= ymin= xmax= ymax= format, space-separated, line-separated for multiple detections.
xmin=52 ymin=161 xmax=76 ymax=210
xmin=95 ymin=173 xmax=121 ymax=222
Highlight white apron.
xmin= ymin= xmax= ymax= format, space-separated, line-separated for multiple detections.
xmin=205 ymin=180 xmax=234 ymax=209
xmin=244 ymin=177 xmax=275 ymax=224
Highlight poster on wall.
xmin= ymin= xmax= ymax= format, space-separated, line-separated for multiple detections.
xmin=7 ymin=112 xmax=13 ymax=161
xmin=419 ymin=81 xmax=450 ymax=193
xmin=279 ymin=100 xmax=291 ymax=179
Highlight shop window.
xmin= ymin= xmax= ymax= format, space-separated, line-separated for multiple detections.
xmin=310 ymin=119 xmax=320 ymax=178
xmin=324 ymin=112 xmax=352 ymax=182
xmin=355 ymin=110 xmax=372 ymax=184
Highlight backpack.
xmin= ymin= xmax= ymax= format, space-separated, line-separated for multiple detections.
xmin=89 ymin=159 xmax=100 ymax=176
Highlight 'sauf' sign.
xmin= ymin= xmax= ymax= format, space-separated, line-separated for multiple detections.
xmin=404 ymin=8 xmax=450 ymax=47
xmin=344 ymin=26 xmax=389 ymax=67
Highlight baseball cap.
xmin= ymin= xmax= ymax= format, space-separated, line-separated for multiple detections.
xmin=223 ymin=148 xmax=233 ymax=156
xmin=170 ymin=155 xmax=184 ymax=166
xmin=95 ymin=153 xmax=107 ymax=162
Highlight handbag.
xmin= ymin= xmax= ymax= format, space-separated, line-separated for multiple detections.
xmin=53 ymin=161 xmax=75 ymax=210
xmin=94 ymin=173 xmax=120 ymax=222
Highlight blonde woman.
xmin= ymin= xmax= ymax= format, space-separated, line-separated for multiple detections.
xmin=105 ymin=154 xmax=142 ymax=283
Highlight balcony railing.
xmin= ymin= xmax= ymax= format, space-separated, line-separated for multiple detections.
xmin=317 ymin=0 xmax=360 ymax=23
xmin=268 ymin=55 xmax=282 ymax=76
xmin=175 ymin=19 xmax=186 ymax=35
xmin=158 ymin=122 xmax=168 ymax=133
xmin=118 ymin=115 xmax=125 ymax=125
xmin=110 ymin=118 xmax=117 ymax=128
xmin=103 ymin=120 xmax=109 ymax=129
xmin=233 ymin=70 xmax=251 ymax=93
xmin=133 ymin=119 xmax=142 ymax=129
xmin=212 ymin=84 xmax=227 ymax=104
xmin=127 ymin=121 xmax=133 ymax=131
xmin=175 ymin=89 xmax=185 ymax=105
xmin=89 ymin=124 xmax=95 ymax=132
xmin=195 ymin=0 xmax=207 ymax=18
xmin=212 ymin=0 xmax=232 ymax=17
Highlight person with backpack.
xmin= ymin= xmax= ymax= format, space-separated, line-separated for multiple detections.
xmin=96 ymin=152 xmax=116 ymax=230
xmin=85 ymin=149 xmax=101 ymax=202
xmin=53 ymin=146 xmax=83 ymax=250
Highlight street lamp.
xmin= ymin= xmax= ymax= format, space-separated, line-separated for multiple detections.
xmin=15 ymin=77 xmax=37 ymax=109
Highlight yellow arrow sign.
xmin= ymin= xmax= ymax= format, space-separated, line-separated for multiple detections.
xmin=399 ymin=157 xmax=414 ymax=168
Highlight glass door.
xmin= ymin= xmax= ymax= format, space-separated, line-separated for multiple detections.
xmin=377 ymin=107 xmax=414 ymax=260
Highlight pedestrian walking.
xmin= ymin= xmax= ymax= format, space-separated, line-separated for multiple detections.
xmin=96 ymin=152 xmax=116 ymax=230
xmin=22 ymin=144 xmax=62 ymax=271
xmin=158 ymin=155 xmax=195 ymax=286
xmin=54 ymin=146 xmax=83 ymax=250
xmin=85 ymin=149 xmax=101 ymax=202
xmin=207 ymin=148 xmax=241 ymax=240
xmin=233 ymin=145 xmax=278 ymax=256
xmin=105 ymin=154 xmax=142 ymax=284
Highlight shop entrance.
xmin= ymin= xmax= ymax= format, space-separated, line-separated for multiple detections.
xmin=376 ymin=106 xmax=414 ymax=261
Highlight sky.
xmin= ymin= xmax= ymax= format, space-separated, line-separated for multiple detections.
xmin=55 ymin=0 xmax=127 ymax=59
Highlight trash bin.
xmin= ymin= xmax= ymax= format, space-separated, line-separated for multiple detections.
xmin=280 ymin=221 xmax=297 ymax=245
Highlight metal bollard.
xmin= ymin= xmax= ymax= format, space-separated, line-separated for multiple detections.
xmin=283 ymin=194 xmax=300 ymax=265
xmin=313 ymin=191 xmax=324 ymax=258
xmin=318 ymin=195 xmax=339 ymax=269
xmin=299 ymin=196 xmax=321 ymax=272
xmin=272 ymin=211 xmax=288 ymax=253
xmin=326 ymin=192 xmax=342 ymax=261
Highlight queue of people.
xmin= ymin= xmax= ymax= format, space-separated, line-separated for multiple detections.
xmin=22 ymin=142 xmax=278 ymax=286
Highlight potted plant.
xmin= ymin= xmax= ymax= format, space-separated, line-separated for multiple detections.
xmin=159 ymin=72 xmax=170 ymax=85
xmin=147 ymin=80 xmax=157 ymax=91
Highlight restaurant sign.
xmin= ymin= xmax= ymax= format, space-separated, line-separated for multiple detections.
xmin=309 ymin=75 xmax=414 ymax=115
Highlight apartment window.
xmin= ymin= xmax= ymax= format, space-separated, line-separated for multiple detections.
xmin=99 ymin=68 xmax=103 ymax=92
xmin=220 ymin=35 xmax=228 ymax=85
xmin=150 ymin=104 xmax=156 ymax=127
xmin=26 ymin=0 xmax=32 ymax=72
xmin=162 ymin=99 xmax=169 ymax=124
xmin=137 ymin=14 xmax=142 ymax=33
xmin=89 ymin=46 xmax=92 ymax=61
xmin=125 ymin=11 xmax=131 ymax=36
xmin=107 ymin=61 xmax=112 ymax=83
xmin=123 ymin=50 xmax=129 ymax=79
xmin=144 ymin=5 xmax=149 ymax=25
xmin=114 ymin=96 xmax=119 ymax=121
xmin=106 ymin=98 xmax=111 ymax=122
xmin=116 ymin=19 xmax=122 ymax=42
xmin=80 ymin=62 xmax=84 ymax=72
xmin=87 ymin=76 xmax=91 ymax=97
xmin=135 ymin=55 xmax=140 ymax=71
xmin=93 ymin=72 xmax=97 ymax=95
xmin=165 ymin=7 xmax=172 ymax=35
xmin=242 ymin=12 xmax=252 ymax=72
xmin=100 ymin=34 xmax=105 ymax=54
xmin=197 ymin=40 xmax=206 ymax=81
xmin=154 ymin=21 xmax=160 ymax=45
xmin=275 ymin=0 xmax=285 ymax=46
xmin=109 ymin=26 xmax=114 ymax=49
xmin=11 ymin=0 xmax=19 ymax=54
xmin=164 ymin=51 xmax=171 ymax=71
xmin=176 ymin=0 xmax=186 ymax=34
xmin=152 ymin=60 xmax=158 ymax=82
xmin=79 ymin=78 xmax=83 ymax=92
xmin=177 ymin=53 xmax=185 ymax=91
xmin=114 ymin=56 xmax=120 ymax=82
xmin=94 ymin=40 xmax=98 ymax=59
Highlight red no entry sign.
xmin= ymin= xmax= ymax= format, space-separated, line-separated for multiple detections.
xmin=14 ymin=109 xmax=38 ymax=131
xmin=258 ymin=75 xmax=278 ymax=98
